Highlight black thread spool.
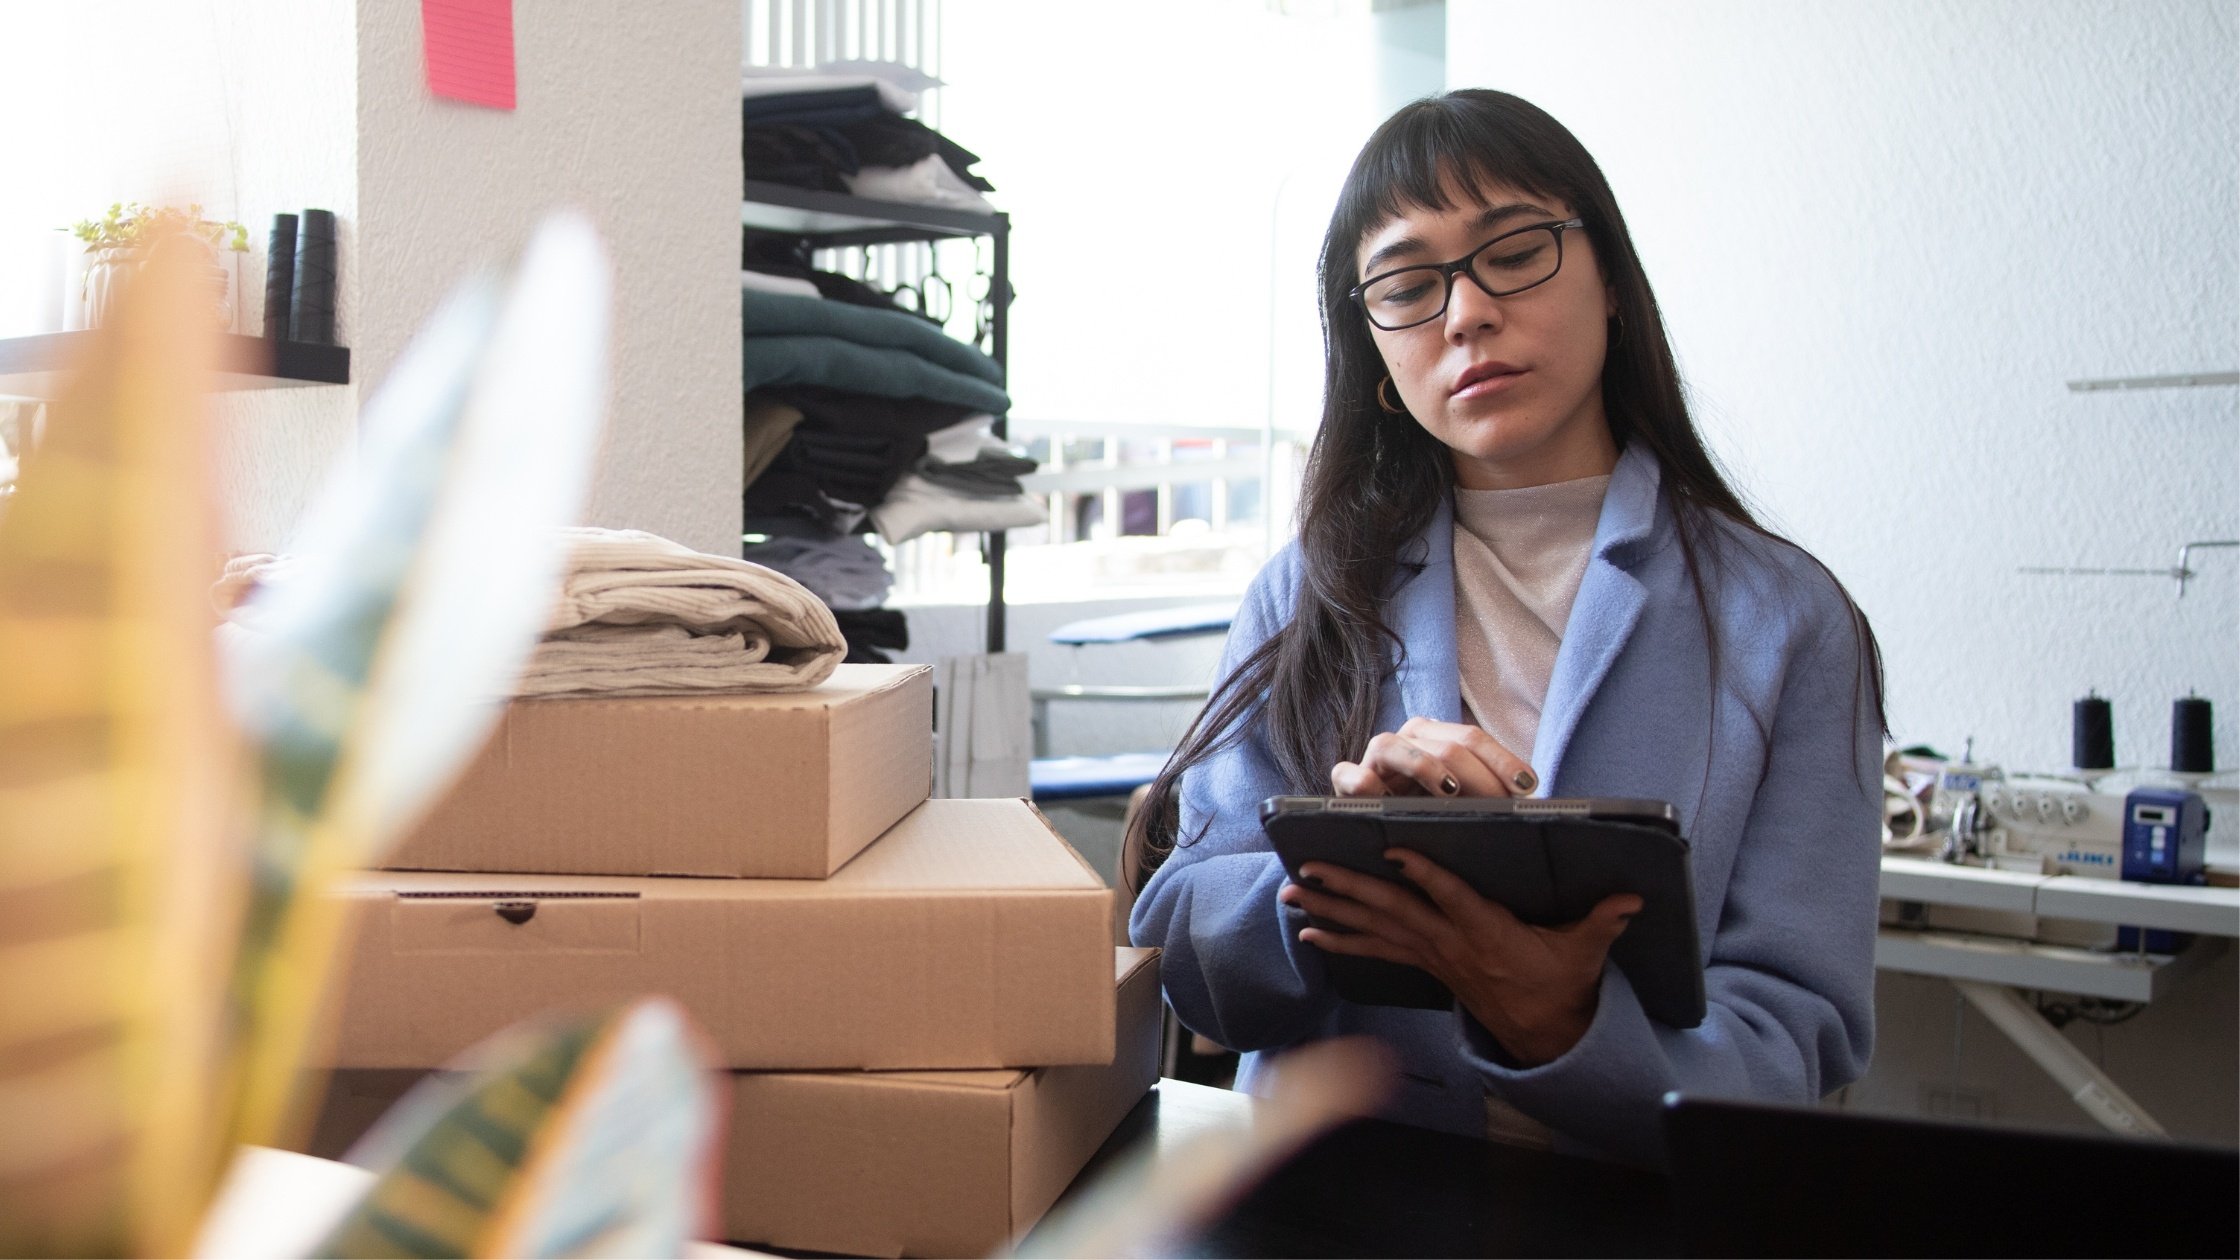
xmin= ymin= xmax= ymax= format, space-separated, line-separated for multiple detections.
xmin=2072 ymin=693 xmax=2114 ymax=773
xmin=290 ymin=208 xmax=337 ymax=345
xmin=2171 ymin=696 xmax=2214 ymax=774
xmin=261 ymin=213 xmax=297 ymax=341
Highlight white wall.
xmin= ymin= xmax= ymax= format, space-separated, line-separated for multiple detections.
xmin=0 ymin=1 xmax=363 ymax=550
xmin=3 ymin=1 xmax=744 ymax=556
xmin=355 ymin=0 xmax=743 ymax=556
xmin=1448 ymin=0 xmax=2236 ymax=776
xmin=1448 ymin=0 xmax=2237 ymax=1143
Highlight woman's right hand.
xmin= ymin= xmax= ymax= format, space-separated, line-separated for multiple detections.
xmin=1330 ymin=717 xmax=1538 ymax=798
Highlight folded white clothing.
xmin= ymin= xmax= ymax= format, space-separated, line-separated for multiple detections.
xmin=844 ymin=155 xmax=998 ymax=214
xmin=922 ymin=414 xmax=999 ymax=465
xmin=872 ymin=474 xmax=1045 ymax=545
xmin=219 ymin=527 xmax=847 ymax=696
xmin=741 ymin=269 xmax=822 ymax=300
xmin=812 ymin=58 xmax=944 ymax=94
xmin=738 ymin=67 xmax=923 ymax=113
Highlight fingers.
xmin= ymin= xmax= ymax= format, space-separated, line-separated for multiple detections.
xmin=1279 ymin=865 xmax=1453 ymax=965
xmin=1331 ymin=719 xmax=1538 ymax=800
xmin=1385 ymin=849 xmax=1503 ymax=937
xmin=1297 ymin=862 xmax=1453 ymax=944
xmin=1298 ymin=925 xmax=1422 ymax=966
xmin=1357 ymin=731 xmax=1454 ymax=796
xmin=1398 ymin=717 xmax=1539 ymax=796
xmin=1575 ymin=892 xmax=1644 ymax=950
xmin=1329 ymin=760 xmax=1390 ymax=797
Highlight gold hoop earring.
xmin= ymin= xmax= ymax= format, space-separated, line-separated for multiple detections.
xmin=1376 ymin=375 xmax=1408 ymax=415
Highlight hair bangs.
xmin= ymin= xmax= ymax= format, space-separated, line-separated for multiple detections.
xmin=1336 ymin=98 xmax=1567 ymax=264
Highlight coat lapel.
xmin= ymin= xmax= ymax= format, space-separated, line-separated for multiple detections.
xmin=1532 ymin=445 xmax=1664 ymax=789
xmin=1386 ymin=493 xmax=1465 ymax=727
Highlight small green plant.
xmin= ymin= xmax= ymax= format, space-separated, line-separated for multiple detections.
xmin=67 ymin=202 xmax=248 ymax=254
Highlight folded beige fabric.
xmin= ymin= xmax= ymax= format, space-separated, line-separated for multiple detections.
xmin=535 ymin=526 xmax=845 ymax=696
xmin=218 ymin=527 xmax=847 ymax=697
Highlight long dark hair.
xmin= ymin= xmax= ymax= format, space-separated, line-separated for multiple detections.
xmin=1136 ymin=90 xmax=1884 ymax=863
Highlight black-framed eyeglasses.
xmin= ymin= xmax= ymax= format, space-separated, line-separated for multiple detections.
xmin=1348 ymin=218 xmax=1587 ymax=331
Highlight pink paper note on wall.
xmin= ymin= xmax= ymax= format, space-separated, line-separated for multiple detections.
xmin=423 ymin=0 xmax=516 ymax=110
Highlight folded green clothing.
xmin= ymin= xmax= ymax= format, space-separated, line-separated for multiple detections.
xmin=740 ymin=288 xmax=1004 ymax=386
xmin=742 ymin=334 xmax=1012 ymax=414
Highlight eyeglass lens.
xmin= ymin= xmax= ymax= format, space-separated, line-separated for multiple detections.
xmin=1360 ymin=227 xmax=1564 ymax=330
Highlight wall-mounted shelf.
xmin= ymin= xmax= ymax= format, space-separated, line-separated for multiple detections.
xmin=0 ymin=331 xmax=351 ymax=401
xmin=741 ymin=179 xmax=1007 ymax=248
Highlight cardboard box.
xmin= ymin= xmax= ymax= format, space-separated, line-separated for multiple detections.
xmin=329 ymin=799 xmax=1117 ymax=1070
xmin=305 ymin=949 xmax=1165 ymax=1260
xmin=719 ymin=947 xmax=1163 ymax=1258
xmin=387 ymin=663 xmax=932 ymax=879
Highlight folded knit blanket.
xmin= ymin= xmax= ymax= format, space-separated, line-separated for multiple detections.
xmin=218 ymin=527 xmax=846 ymax=698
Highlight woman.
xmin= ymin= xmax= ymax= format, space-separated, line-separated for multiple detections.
xmin=1128 ymin=90 xmax=1885 ymax=1166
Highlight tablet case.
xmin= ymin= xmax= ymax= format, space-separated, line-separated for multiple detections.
xmin=1260 ymin=796 xmax=1706 ymax=1028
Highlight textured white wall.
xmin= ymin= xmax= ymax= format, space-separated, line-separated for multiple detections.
xmin=0 ymin=1 xmax=362 ymax=551
xmin=1448 ymin=0 xmax=2238 ymax=1143
xmin=354 ymin=0 xmax=744 ymax=556
xmin=1447 ymin=0 xmax=2237 ymax=777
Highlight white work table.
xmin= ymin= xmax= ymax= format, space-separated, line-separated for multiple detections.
xmin=1872 ymin=856 xmax=2239 ymax=1138
xmin=1879 ymin=856 xmax=2240 ymax=936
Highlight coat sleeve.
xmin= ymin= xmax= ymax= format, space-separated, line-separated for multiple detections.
xmin=1458 ymin=591 xmax=1883 ymax=1166
xmin=1127 ymin=554 xmax=1342 ymax=1050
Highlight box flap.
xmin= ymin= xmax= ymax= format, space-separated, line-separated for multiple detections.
xmin=354 ymin=800 xmax=1105 ymax=901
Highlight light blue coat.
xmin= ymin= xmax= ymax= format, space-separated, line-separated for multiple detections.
xmin=1128 ymin=442 xmax=1883 ymax=1166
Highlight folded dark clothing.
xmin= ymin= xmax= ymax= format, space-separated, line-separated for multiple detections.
xmin=835 ymin=606 xmax=908 ymax=647
xmin=918 ymin=451 xmax=1039 ymax=498
xmin=839 ymin=114 xmax=996 ymax=193
xmin=742 ymin=124 xmax=860 ymax=191
xmin=834 ymin=607 xmax=909 ymax=664
xmin=740 ymin=244 xmax=926 ymax=318
xmin=779 ymin=431 xmax=926 ymax=506
xmin=743 ymin=335 xmax=1010 ymax=413
xmin=742 ymin=288 xmax=1003 ymax=386
xmin=841 ymin=639 xmax=892 ymax=664
xmin=743 ymin=109 xmax=996 ymax=198
xmin=776 ymin=386 xmax=982 ymax=442
xmin=741 ymin=470 xmax=867 ymax=535
xmin=740 ymin=84 xmax=889 ymax=125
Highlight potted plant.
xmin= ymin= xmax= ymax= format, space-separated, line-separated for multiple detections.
xmin=65 ymin=202 xmax=249 ymax=330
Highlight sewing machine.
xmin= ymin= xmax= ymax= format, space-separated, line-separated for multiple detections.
xmin=1893 ymin=760 xmax=2224 ymax=947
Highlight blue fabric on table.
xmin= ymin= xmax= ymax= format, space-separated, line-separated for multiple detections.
xmin=741 ymin=334 xmax=1011 ymax=414
xmin=741 ymin=288 xmax=1004 ymax=386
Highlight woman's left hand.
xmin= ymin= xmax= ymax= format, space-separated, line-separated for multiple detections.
xmin=1278 ymin=848 xmax=1642 ymax=1066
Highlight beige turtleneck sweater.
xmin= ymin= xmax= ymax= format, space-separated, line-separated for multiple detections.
xmin=1449 ymin=471 xmax=1609 ymax=1148
xmin=1451 ymin=473 xmax=1611 ymax=762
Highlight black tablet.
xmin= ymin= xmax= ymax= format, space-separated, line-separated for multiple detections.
xmin=1260 ymin=795 xmax=1706 ymax=1028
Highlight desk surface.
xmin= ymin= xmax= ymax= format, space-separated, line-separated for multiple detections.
xmin=1879 ymin=855 xmax=2240 ymax=936
xmin=1025 ymin=1079 xmax=1677 ymax=1259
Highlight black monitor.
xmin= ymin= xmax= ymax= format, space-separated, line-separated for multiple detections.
xmin=1661 ymin=1093 xmax=2238 ymax=1258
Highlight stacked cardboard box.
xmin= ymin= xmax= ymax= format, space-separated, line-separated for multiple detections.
xmin=320 ymin=663 xmax=1162 ymax=1255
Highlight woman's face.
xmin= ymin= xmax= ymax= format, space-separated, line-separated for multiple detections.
xmin=1356 ymin=179 xmax=1618 ymax=490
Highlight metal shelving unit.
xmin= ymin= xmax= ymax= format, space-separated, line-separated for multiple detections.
xmin=742 ymin=179 xmax=1012 ymax=652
